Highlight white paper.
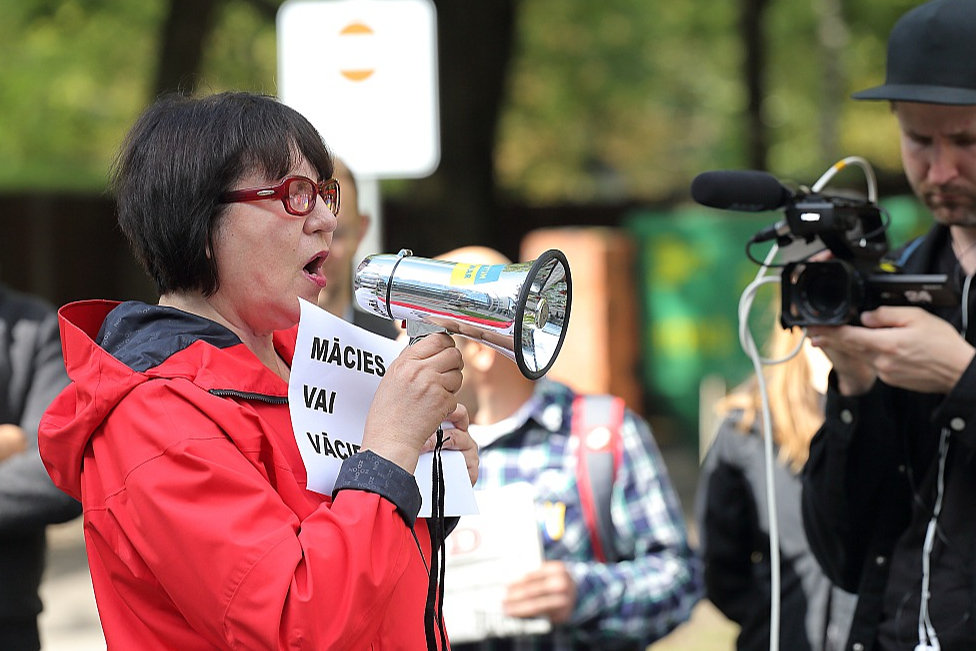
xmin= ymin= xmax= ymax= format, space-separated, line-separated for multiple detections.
xmin=443 ymin=483 xmax=551 ymax=642
xmin=415 ymin=450 xmax=478 ymax=518
xmin=288 ymin=299 xmax=477 ymax=516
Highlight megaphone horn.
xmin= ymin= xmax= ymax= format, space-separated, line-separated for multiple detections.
xmin=354 ymin=249 xmax=572 ymax=380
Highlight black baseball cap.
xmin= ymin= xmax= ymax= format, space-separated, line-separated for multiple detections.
xmin=852 ymin=0 xmax=976 ymax=105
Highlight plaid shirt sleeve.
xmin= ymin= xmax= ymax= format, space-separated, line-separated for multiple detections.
xmin=564 ymin=409 xmax=703 ymax=645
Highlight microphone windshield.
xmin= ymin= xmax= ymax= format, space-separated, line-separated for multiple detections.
xmin=691 ymin=170 xmax=793 ymax=212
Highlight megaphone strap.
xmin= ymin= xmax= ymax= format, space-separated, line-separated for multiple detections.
xmin=423 ymin=429 xmax=449 ymax=650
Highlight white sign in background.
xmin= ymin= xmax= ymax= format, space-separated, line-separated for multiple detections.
xmin=289 ymin=299 xmax=477 ymax=517
xmin=277 ymin=0 xmax=440 ymax=179
xmin=443 ymin=483 xmax=551 ymax=643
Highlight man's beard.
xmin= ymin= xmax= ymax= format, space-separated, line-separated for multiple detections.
xmin=921 ymin=184 xmax=976 ymax=227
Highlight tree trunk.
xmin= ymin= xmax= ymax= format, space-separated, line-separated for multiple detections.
xmin=740 ymin=0 xmax=770 ymax=171
xmin=389 ymin=0 xmax=518 ymax=257
xmin=814 ymin=0 xmax=848 ymax=166
xmin=153 ymin=0 xmax=223 ymax=96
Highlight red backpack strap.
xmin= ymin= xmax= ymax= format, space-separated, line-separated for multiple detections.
xmin=571 ymin=394 xmax=625 ymax=563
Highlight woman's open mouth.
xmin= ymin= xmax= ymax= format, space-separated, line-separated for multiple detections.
xmin=303 ymin=253 xmax=328 ymax=288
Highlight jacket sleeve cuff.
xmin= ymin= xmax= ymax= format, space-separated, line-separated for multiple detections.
xmin=333 ymin=450 xmax=422 ymax=526
xmin=933 ymin=353 xmax=976 ymax=447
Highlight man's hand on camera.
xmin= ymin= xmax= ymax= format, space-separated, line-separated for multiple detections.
xmin=859 ymin=307 xmax=974 ymax=393
xmin=810 ymin=306 xmax=975 ymax=395
xmin=807 ymin=323 xmax=879 ymax=396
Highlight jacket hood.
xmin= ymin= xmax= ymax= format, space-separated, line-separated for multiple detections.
xmin=39 ymin=300 xmax=294 ymax=500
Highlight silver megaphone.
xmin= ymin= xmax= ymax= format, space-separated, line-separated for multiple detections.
xmin=354 ymin=249 xmax=572 ymax=380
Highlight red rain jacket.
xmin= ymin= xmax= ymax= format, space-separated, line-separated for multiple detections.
xmin=39 ymin=300 xmax=440 ymax=650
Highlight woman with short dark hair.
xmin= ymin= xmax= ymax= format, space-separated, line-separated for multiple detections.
xmin=39 ymin=91 xmax=477 ymax=650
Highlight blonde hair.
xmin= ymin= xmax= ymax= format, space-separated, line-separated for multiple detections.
xmin=717 ymin=326 xmax=825 ymax=473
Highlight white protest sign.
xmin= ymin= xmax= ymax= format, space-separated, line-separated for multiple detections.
xmin=443 ymin=483 xmax=551 ymax=642
xmin=289 ymin=299 xmax=477 ymax=517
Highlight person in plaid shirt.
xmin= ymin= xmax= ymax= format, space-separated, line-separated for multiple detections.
xmin=442 ymin=246 xmax=702 ymax=651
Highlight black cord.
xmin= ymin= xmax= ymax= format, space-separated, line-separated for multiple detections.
xmin=436 ymin=434 xmax=448 ymax=651
xmin=424 ymin=429 xmax=448 ymax=650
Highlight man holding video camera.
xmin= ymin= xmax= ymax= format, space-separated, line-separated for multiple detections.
xmin=802 ymin=1 xmax=976 ymax=650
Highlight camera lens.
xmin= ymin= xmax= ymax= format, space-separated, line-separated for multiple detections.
xmin=792 ymin=262 xmax=858 ymax=324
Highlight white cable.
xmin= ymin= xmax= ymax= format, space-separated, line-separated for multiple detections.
xmin=916 ymin=427 xmax=949 ymax=651
xmin=811 ymin=155 xmax=878 ymax=203
xmin=737 ymin=243 xmax=780 ymax=356
xmin=961 ymin=272 xmax=973 ymax=339
xmin=736 ymin=242 xmax=791 ymax=651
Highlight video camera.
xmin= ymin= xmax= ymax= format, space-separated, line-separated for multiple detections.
xmin=691 ymin=168 xmax=958 ymax=327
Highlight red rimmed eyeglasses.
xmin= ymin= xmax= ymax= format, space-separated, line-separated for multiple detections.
xmin=220 ymin=176 xmax=340 ymax=217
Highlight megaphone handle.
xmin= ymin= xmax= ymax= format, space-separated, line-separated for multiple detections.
xmin=406 ymin=319 xmax=448 ymax=345
xmin=404 ymin=321 xmax=458 ymax=434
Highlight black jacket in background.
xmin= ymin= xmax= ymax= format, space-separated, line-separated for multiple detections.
xmin=0 ymin=286 xmax=81 ymax=650
xmin=698 ymin=414 xmax=856 ymax=651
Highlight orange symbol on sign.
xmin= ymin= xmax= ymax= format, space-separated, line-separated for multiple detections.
xmin=339 ymin=22 xmax=375 ymax=82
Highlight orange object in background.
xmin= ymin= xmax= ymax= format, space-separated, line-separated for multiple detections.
xmin=521 ymin=227 xmax=644 ymax=418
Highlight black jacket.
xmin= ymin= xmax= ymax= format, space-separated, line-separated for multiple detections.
xmin=698 ymin=414 xmax=856 ymax=651
xmin=802 ymin=225 xmax=976 ymax=651
xmin=0 ymin=286 xmax=81 ymax=650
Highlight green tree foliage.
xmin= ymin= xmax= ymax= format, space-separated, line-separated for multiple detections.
xmin=0 ymin=0 xmax=922 ymax=198
xmin=761 ymin=0 xmax=911 ymax=181
xmin=498 ymin=0 xmax=920 ymax=203
xmin=0 ymin=0 xmax=162 ymax=189
xmin=0 ymin=0 xmax=278 ymax=190
xmin=497 ymin=0 xmax=742 ymax=203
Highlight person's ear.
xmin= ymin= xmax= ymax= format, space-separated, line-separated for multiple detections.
xmin=356 ymin=213 xmax=371 ymax=245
